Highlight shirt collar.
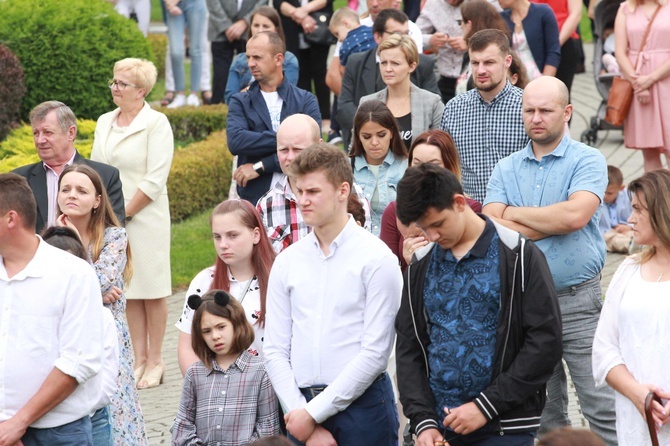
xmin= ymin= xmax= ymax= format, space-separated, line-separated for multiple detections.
xmin=42 ymin=151 xmax=77 ymax=174
xmin=0 ymin=236 xmax=49 ymax=282
xmin=206 ymin=349 xmax=252 ymax=375
xmin=434 ymin=215 xmax=496 ymax=262
xmin=354 ymin=150 xmax=395 ymax=171
xmin=522 ymin=134 xmax=571 ymax=161
xmin=309 ymin=215 xmax=358 ymax=256
xmin=477 ymin=79 xmax=512 ymax=105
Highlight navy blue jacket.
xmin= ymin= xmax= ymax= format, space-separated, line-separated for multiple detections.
xmin=501 ymin=3 xmax=561 ymax=72
xmin=226 ymin=77 xmax=321 ymax=205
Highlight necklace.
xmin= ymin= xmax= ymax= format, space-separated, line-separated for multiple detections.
xmin=658 ymin=273 xmax=664 ymax=282
xmin=237 ymin=277 xmax=255 ymax=304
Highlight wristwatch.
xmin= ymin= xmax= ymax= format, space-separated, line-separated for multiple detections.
xmin=253 ymin=161 xmax=264 ymax=174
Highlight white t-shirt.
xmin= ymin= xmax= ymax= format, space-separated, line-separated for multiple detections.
xmin=261 ymin=91 xmax=283 ymax=133
xmin=175 ymin=266 xmax=265 ymax=357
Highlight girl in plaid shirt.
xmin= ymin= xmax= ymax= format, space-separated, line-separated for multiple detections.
xmin=172 ymin=290 xmax=281 ymax=445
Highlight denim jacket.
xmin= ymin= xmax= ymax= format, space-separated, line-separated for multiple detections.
xmin=224 ymin=51 xmax=299 ymax=104
xmin=352 ymin=151 xmax=408 ymax=236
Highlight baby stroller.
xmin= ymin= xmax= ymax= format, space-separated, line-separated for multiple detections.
xmin=580 ymin=0 xmax=625 ymax=145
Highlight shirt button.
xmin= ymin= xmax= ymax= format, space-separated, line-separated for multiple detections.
xmin=536 ymin=185 xmax=540 ymax=189
xmin=221 ymin=391 xmax=225 ymax=395
xmin=219 ymin=408 xmax=223 ymax=412
xmin=217 ymin=425 xmax=221 ymax=429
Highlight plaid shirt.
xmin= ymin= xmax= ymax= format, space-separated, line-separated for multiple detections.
xmin=440 ymin=81 xmax=528 ymax=203
xmin=257 ymin=174 xmax=372 ymax=253
xmin=171 ymin=351 xmax=280 ymax=445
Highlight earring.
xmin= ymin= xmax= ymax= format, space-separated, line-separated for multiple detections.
xmin=93 ymin=208 xmax=97 ymax=214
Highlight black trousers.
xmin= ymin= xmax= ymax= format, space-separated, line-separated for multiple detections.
xmin=299 ymin=44 xmax=330 ymax=119
xmin=211 ymin=39 xmax=246 ymax=104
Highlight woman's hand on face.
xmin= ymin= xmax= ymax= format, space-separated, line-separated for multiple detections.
xmin=403 ymin=235 xmax=428 ymax=265
xmin=103 ymin=286 xmax=123 ymax=304
xmin=56 ymin=213 xmax=80 ymax=235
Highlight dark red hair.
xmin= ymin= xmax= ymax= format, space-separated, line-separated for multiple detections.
xmin=208 ymin=200 xmax=275 ymax=326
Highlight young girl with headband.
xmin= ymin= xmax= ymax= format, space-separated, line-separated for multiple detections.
xmin=171 ymin=290 xmax=280 ymax=444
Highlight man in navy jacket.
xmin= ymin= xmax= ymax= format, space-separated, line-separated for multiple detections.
xmin=227 ymin=31 xmax=321 ymax=206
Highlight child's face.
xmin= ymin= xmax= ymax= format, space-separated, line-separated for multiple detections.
xmin=604 ymin=183 xmax=623 ymax=204
xmin=200 ymin=312 xmax=237 ymax=363
xmin=331 ymin=25 xmax=349 ymax=42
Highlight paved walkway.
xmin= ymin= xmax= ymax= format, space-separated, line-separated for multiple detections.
xmin=138 ymin=43 xmax=640 ymax=443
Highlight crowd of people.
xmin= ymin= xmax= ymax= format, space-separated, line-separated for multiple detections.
xmin=3 ymin=0 xmax=670 ymax=445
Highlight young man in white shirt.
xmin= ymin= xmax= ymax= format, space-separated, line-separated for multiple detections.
xmin=264 ymin=143 xmax=403 ymax=445
xmin=0 ymin=174 xmax=104 ymax=445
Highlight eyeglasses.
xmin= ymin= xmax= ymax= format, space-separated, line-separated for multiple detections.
xmin=456 ymin=19 xmax=463 ymax=25
xmin=107 ymin=79 xmax=141 ymax=90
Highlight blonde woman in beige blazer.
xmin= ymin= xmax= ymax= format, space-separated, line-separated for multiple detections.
xmin=359 ymin=34 xmax=444 ymax=150
xmin=92 ymin=58 xmax=174 ymax=390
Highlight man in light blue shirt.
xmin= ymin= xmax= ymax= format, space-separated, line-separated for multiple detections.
xmin=483 ymin=76 xmax=617 ymax=445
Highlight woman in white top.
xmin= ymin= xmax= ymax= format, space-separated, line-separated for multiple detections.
xmin=175 ymin=199 xmax=276 ymax=375
xmin=593 ymin=169 xmax=670 ymax=445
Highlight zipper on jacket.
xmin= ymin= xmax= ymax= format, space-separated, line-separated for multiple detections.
xmin=407 ymin=262 xmax=430 ymax=376
xmin=499 ymin=251 xmax=518 ymax=375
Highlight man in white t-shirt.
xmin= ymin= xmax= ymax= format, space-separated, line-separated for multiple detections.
xmin=227 ymin=31 xmax=322 ymax=206
xmin=0 ymin=173 xmax=104 ymax=445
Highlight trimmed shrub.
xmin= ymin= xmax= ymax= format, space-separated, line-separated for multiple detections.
xmin=0 ymin=120 xmax=96 ymax=172
xmin=158 ymin=104 xmax=228 ymax=146
xmin=0 ymin=0 xmax=152 ymax=121
xmin=0 ymin=45 xmax=26 ymax=141
xmin=167 ymin=130 xmax=233 ymax=222
xmin=148 ymin=33 xmax=168 ymax=80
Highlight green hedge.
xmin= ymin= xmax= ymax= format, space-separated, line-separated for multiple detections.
xmin=159 ymin=104 xmax=228 ymax=146
xmin=148 ymin=34 xmax=167 ymax=80
xmin=168 ymin=130 xmax=233 ymax=222
xmin=0 ymin=0 xmax=151 ymax=121
xmin=0 ymin=120 xmax=96 ymax=172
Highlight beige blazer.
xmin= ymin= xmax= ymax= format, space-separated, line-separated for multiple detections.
xmin=91 ymin=102 xmax=174 ymax=299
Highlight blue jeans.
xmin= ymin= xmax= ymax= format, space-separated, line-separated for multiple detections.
xmin=91 ymin=407 xmax=113 ymax=446
xmin=22 ymin=415 xmax=93 ymax=446
xmin=289 ymin=373 xmax=398 ymax=446
xmin=539 ymin=276 xmax=618 ymax=445
xmin=166 ymin=0 xmax=206 ymax=92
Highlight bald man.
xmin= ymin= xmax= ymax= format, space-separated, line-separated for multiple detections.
xmin=256 ymin=114 xmax=371 ymax=253
xmin=482 ymin=77 xmax=617 ymax=445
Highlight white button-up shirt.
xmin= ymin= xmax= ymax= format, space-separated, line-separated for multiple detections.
xmin=43 ymin=151 xmax=76 ymax=228
xmin=264 ymin=217 xmax=402 ymax=423
xmin=0 ymin=238 xmax=104 ymax=428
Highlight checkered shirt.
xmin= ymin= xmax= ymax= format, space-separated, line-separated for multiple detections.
xmin=440 ymin=81 xmax=528 ymax=203
xmin=257 ymin=174 xmax=371 ymax=254
xmin=171 ymin=350 xmax=280 ymax=445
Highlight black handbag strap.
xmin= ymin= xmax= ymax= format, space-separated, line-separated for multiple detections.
xmin=633 ymin=6 xmax=661 ymax=70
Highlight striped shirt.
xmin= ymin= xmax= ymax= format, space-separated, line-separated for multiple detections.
xmin=171 ymin=351 xmax=280 ymax=445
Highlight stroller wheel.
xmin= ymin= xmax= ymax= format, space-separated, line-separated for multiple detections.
xmin=581 ymin=129 xmax=598 ymax=145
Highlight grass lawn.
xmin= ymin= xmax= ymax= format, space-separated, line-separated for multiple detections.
xmin=170 ymin=210 xmax=215 ymax=289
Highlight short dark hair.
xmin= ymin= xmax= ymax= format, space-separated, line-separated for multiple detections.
xmin=0 ymin=173 xmax=37 ymax=230
xmin=347 ymin=193 xmax=366 ymax=226
xmin=373 ymin=9 xmax=408 ymax=35
xmin=41 ymin=226 xmax=88 ymax=260
xmin=191 ymin=290 xmax=255 ymax=368
xmin=396 ymin=163 xmax=463 ymax=225
xmin=289 ymin=142 xmax=354 ymax=191
xmin=469 ymin=28 xmax=510 ymax=56
xmin=607 ymin=165 xmax=624 ymax=187
xmin=250 ymin=31 xmax=286 ymax=55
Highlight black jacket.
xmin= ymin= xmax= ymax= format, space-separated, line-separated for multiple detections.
xmin=395 ymin=219 xmax=562 ymax=437
xmin=13 ymin=151 xmax=125 ymax=234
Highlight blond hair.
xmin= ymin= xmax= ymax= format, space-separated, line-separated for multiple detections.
xmin=113 ymin=58 xmax=157 ymax=96
xmin=330 ymin=7 xmax=360 ymax=30
xmin=377 ymin=34 xmax=418 ymax=67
